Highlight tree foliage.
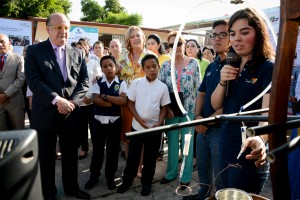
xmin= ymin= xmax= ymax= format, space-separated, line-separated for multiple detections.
xmin=0 ymin=0 xmax=72 ymax=19
xmin=80 ymin=0 xmax=143 ymax=26
xmin=80 ymin=0 xmax=108 ymax=21
xmin=104 ymin=0 xmax=125 ymax=14
xmin=100 ymin=12 xmax=143 ymax=26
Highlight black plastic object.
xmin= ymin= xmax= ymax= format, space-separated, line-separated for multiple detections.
xmin=0 ymin=129 xmax=42 ymax=200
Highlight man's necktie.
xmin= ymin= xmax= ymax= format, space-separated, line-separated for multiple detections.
xmin=0 ymin=55 xmax=4 ymax=71
xmin=56 ymin=47 xmax=67 ymax=81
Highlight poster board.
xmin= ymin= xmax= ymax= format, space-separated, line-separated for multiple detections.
xmin=68 ymin=26 xmax=98 ymax=46
xmin=0 ymin=18 xmax=33 ymax=56
xmin=264 ymin=6 xmax=300 ymax=66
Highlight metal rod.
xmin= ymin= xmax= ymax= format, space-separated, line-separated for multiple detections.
xmin=267 ymin=136 xmax=300 ymax=163
xmin=126 ymin=116 xmax=216 ymax=139
xmin=246 ymin=119 xmax=300 ymax=137
xmin=126 ymin=108 xmax=270 ymax=139
xmin=216 ymin=115 xmax=300 ymax=122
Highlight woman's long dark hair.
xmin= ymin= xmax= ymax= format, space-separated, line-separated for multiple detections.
xmin=228 ymin=7 xmax=275 ymax=68
xmin=185 ymin=39 xmax=203 ymax=61
xmin=147 ymin=33 xmax=166 ymax=54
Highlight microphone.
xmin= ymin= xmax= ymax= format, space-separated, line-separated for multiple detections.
xmin=225 ymin=52 xmax=240 ymax=97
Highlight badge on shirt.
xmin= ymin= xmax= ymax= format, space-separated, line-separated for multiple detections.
xmin=245 ymin=77 xmax=258 ymax=84
xmin=114 ymin=84 xmax=120 ymax=92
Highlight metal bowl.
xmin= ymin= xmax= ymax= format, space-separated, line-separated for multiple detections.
xmin=215 ymin=188 xmax=253 ymax=200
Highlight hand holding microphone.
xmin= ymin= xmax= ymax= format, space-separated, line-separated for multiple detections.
xmin=223 ymin=52 xmax=240 ymax=97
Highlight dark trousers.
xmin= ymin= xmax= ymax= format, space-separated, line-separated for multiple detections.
xmin=122 ymin=127 xmax=161 ymax=186
xmin=36 ymin=109 xmax=81 ymax=198
xmin=22 ymin=82 xmax=31 ymax=122
xmin=292 ymin=101 xmax=300 ymax=115
xmin=78 ymin=104 xmax=94 ymax=151
xmin=89 ymin=118 xmax=121 ymax=180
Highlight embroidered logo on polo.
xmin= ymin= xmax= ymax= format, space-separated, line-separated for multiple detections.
xmin=114 ymin=84 xmax=120 ymax=92
xmin=245 ymin=77 xmax=258 ymax=84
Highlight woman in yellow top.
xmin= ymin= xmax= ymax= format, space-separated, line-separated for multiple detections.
xmin=118 ymin=26 xmax=153 ymax=160
xmin=146 ymin=33 xmax=171 ymax=65
xmin=185 ymin=39 xmax=210 ymax=81
xmin=118 ymin=26 xmax=153 ymax=86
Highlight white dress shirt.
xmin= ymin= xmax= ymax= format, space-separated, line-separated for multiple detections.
xmin=127 ymin=77 xmax=170 ymax=131
xmin=85 ymin=58 xmax=103 ymax=100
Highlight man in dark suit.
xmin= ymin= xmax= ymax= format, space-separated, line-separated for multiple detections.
xmin=0 ymin=34 xmax=25 ymax=130
xmin=25 ymin=13 xmax=90 ymax=200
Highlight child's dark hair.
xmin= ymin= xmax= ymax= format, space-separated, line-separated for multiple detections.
xmin=100 ymin=55 xmax=116 ymax=67
xmin=141 ymin=54 xmax=159 ymax=68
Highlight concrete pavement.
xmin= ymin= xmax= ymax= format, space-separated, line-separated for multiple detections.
xmin=25 ymin=117 xmax=273 ymax=200
xmin=54 ymin=145 xmax=273 ymax=200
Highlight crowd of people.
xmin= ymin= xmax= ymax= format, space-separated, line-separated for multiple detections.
xmin=0 ymin=7 xmax=299 ymax=200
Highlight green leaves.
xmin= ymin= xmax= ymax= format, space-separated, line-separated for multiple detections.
xmin=80 ymin=0 xmax=107 ymax=21
xmin=101 ymin=12 xmax=142 ymax=26
xmin=80 ymin=0 xmax=142 ymax=26
xmin=0 ymin=0 xmax=72 ymax=19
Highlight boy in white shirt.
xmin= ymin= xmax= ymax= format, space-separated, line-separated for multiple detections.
xmin=84 ymin=55 xmax=127 ymax=190
xmin=117 ymin=54 xmax=170 ymax=196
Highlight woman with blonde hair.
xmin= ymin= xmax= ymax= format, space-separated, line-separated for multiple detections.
xmin=118 ymin=26 xmax=153 ymax=160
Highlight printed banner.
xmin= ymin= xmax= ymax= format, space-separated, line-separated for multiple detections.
xmin=0 ymin=18 xmax=32 ymax=56
xmin=264 ymin=7 xmax=300 ymax=66
xmin=68 ymin=26 xmax=98 ymax=47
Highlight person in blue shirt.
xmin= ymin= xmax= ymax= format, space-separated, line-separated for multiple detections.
xmin=183 ymin=19 xmax=230 ymax=200
xmin=211 ymin=8 xmax=274 ymax=194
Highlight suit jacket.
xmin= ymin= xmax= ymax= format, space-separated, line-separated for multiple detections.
xmin=0 ymin=53 xmax=25 ymax=109
xmin=25 ymin=39 xmax=89 ymax=130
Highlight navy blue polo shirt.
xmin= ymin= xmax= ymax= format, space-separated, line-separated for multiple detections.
xmin=199 ymin=56 xmax=227 ymax=118
xmin=221 ymin=59 xmax=273 ymax=165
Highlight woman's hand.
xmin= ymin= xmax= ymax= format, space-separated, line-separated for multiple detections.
xmin=244 ymin=136 xmax=266 ymax=167
xmin=220 ymin=65 xmax=239 ymax=84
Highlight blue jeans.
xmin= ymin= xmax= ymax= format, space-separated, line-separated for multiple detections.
xmin=196 ymin=127 xmax=222 ymax=199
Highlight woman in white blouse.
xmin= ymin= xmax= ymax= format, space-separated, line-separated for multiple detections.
xmin=76 ymin=40 xmax=103 ymax=159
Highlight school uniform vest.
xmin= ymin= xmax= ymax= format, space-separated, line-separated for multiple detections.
xmin=94 ymin=78 xmax=122 ymax=116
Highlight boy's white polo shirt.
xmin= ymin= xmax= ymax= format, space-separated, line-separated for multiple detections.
xmin=127 ymin=77 xmax=170 ymax=131
xmin=90 ymin=75 xmax=127 ymax=124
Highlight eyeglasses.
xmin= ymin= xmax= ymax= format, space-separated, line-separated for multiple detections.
xmin=168 ymin=41 xmax=183 ymax=48
xmin=210 ymin=33 xmax=228 ymax=40
xmin=0 ymin=40 xmax=7 ymax=45
xmin=47 ymin=25 xmax=70 ymax=31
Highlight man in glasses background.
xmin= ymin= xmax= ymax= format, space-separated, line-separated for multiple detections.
xmin=25 ymin=13 xmax=90 ymax=200
xmin=183 ymin=19 xmax=230 ymax=200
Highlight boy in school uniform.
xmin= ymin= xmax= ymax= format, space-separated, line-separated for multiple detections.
xmin=117 ymin=54 xmax=170 ymax=196
xmin=85 ymin=55 xmax=127 ymax=190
